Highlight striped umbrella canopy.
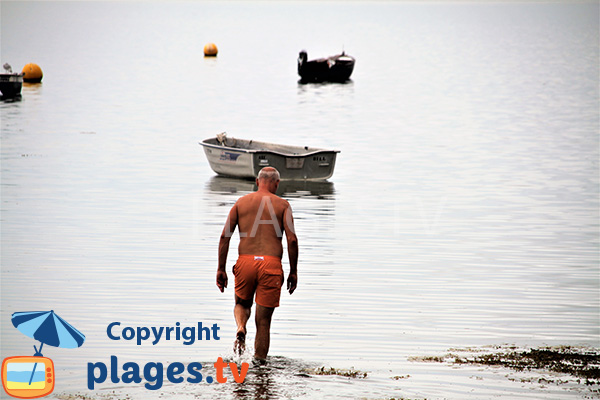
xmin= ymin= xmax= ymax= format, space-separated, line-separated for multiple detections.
xmin=11 ymin=310 xmax=85 ymax=354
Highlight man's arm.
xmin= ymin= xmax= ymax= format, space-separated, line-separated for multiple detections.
xmin=217 ymin=203 xmax=238 ymax=292
xmin=283 ymin=203 xmax=298 ymax=294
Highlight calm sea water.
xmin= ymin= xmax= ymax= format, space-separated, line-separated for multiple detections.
xmin=1 ymin=2 xmax=598 ymax=399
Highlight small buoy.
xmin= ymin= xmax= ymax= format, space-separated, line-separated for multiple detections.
xmin=22 ymin=63 xmax=43 ymax=83
xmin=204 ymin=43 xmax=218 ymax=57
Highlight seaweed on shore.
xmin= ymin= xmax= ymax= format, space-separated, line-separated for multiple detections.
xmin=459 ymin=347 xmax=599 ymax=383
xmin=302 ymin=366 xmax=368 ymax=378
xmin=56 ymin=393 xmax=132 ymax=400
xmin=411 ymin=345 xmax=600 ymax=386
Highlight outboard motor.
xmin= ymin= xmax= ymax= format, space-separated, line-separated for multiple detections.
xmin=298 ymin=50 xmax=308 ymax=74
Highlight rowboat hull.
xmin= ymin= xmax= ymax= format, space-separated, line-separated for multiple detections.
xmin=200 ymin=136 xmax=340 ymax=180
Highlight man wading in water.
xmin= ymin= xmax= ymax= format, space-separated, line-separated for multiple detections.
xmin=216 ymin=167 xmax=298 ymax=362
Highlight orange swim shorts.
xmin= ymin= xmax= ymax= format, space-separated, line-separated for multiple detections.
xmin=233 ymin=255 xmax=284 ymax=308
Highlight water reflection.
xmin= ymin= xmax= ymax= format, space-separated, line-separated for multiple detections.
xmin=232 ymin=364 xmax=276 ymax=400
xmin=228 ymin=356 xmax=311 ymax=400
xmin=296 ymin=80 xmax=355 ymax=95
xmin=206 ymin=176 xmax=335 ymax=200
xmin=15 ymin=82 xmax=42 ymax=101
xmin=207 ymin=175 xmax=256 ymax=195
xmin=297 ymin=79 xmax=354 ymax=86
xmin=170 ymin=356 xmax=314 ymax=400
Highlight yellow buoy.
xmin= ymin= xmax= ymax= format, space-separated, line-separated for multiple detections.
xmin=204 ymin=43 xmax=218 ymax=57
xmin=22 ymin=63 xmax=43 ymax=83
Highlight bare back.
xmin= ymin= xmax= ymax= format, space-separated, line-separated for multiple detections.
xmin=217 ymin=168 xmax=298 ymax=297
xmin=233 ymin=190 xmax=290 ymax=258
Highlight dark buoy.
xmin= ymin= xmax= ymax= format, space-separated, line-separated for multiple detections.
xmin=204 ymin=43 xmax=218 ymax=57
xmin=22 ymin=63 xmax=43 ymax=83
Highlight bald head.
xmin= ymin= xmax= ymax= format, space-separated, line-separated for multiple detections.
xmin=257 ymin=167 xmax=280 ymax=182
xmin=256 ymin=167 xmax=280 ymax=193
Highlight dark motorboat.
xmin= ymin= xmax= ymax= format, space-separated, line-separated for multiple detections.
xmin=297 ymin=50 xmax=355 ymax=83
xmin=0 ymin=63 xmax=23 ymax=99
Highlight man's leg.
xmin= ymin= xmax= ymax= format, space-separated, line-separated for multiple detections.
xmin=234 ymin=295 xmax=252 ymax=354
xmin=254 ymin=304 xmax=275 ymax=361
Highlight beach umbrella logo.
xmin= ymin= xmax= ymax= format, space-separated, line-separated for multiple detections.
xmin=1 ymin=310 xmax=85 ymax=399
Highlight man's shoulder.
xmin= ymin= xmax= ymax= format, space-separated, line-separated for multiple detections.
xmin=237 ymin=191 xmax=289 ymax=207
xmin=235 ymin=192 xmax=255 ymax=204
xmin=268 ymin=192 xmax=289 ymax=205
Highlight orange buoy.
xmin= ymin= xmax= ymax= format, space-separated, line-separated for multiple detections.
xmin=204 ymin=43 xmax=218 ymax=57
xmin=22 ymin=63 xmax=43 ymax=83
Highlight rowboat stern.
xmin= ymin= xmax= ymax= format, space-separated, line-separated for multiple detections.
xmin=200 ymin=139 xmax=256 ymax=179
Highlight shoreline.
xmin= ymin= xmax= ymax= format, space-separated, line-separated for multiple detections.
xmin=43 ymin=345 xmax=600 ymax=400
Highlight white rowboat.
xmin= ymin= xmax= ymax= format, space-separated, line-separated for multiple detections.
xmin=200 ymin=133 xmax=340 ymax=180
